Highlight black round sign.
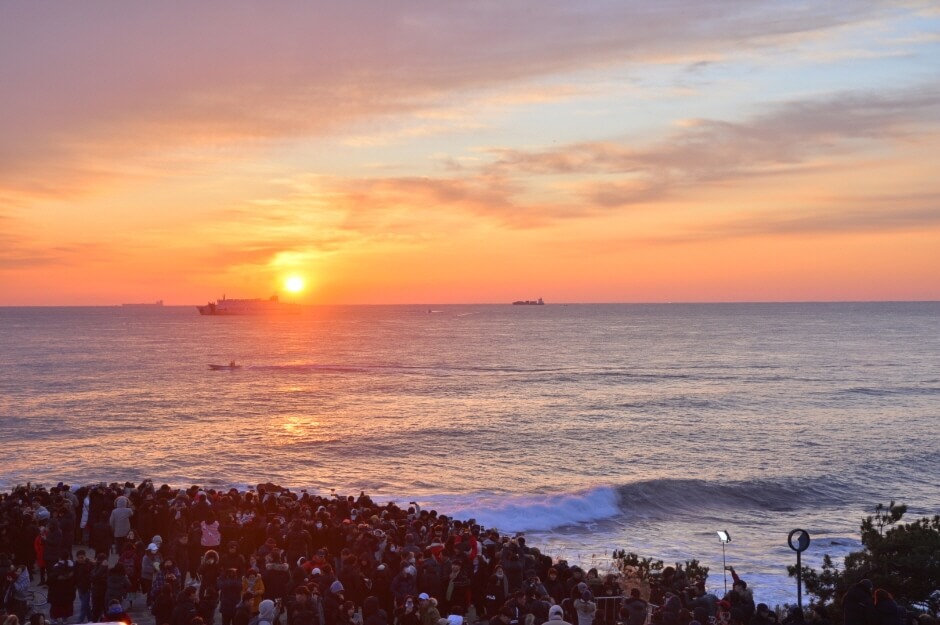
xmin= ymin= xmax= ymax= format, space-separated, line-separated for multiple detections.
xmin=788 ymin=529 xmax=811 ymax=552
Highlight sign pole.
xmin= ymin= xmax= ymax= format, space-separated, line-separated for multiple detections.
xmin=788 ymin=529 xmax=811 ymax=612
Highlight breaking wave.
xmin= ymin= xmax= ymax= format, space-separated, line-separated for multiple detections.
xmin=439 ymin=476 xmax=855 ymax=533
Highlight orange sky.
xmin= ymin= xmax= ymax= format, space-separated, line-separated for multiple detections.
xmin=2 ymin=2 xmax=939 ymax=305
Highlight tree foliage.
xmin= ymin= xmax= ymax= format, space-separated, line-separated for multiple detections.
xmin=788 ymin=502 xmax=940 ymax=616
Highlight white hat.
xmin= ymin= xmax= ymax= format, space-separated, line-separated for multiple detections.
xmin=147 ymin=543 xmax=159 ymax=552
xmin=418 ymin=593 xmax=430 ymax=601
xmin=312 ymin=568 xmax=321 ymax=575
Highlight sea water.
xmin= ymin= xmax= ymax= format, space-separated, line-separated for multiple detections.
xmin=2 ymin=302 xmax=939 ymax=606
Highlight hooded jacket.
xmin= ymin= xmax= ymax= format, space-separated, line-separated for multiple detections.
xmin=258 ymin=599 xmax=278 ymax=625
xmin=548 ymin=605 xmax=575 ymax=625
xmin=263 ymin=561 xmax=291 ymax=600
xmin=109 ymin=496 xmax=134 ymax=539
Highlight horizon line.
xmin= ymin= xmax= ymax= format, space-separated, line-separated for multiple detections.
xmin=2 ymin=299 xmax=939 ymax=308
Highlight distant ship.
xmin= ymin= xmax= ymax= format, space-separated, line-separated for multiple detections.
xmin=197 ymin=295 xmax=301 ymax=315
xmin=122 ymin=300 xmax=163 ymax=307
xmin=512 ymin=298 xmax=545 ymax=305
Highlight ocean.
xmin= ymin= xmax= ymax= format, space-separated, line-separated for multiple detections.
xmin=2 ymin=302 xmax=939 ymax=606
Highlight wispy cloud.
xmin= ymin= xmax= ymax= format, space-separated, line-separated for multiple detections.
xmin=481 ymin=85 xmax=940 ymax=209
xmin=644 ymin=193 xmax=940 ymax=244
xmin=0 ymin=231 xmax=104 ymax=270
xmin=1 ymin=1 xmax=927 ymax=200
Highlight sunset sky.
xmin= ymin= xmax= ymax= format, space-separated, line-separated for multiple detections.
xmin=2 ymin=2 xmax=939 ymax=305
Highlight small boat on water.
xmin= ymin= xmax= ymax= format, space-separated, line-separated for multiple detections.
xmin=123 ymin=300 xmax=164 ymax=307
xmin=209 ymin=362 xmax=241 ymax=371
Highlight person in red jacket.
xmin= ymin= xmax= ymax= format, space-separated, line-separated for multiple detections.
xmin=34 ymin=526 xmax=48 ymax=585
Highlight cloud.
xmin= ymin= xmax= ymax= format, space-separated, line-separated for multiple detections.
xmin=0 ymin=230 xmax=103 ymax=270
xmin=484 ymin=85 xmax=940 ymax=209
xmin=647 ymin=192 xmax=940 ymax=244
xmin=0 ymin=1 xmax=924 ymax=199
xmin=238 ymin=84 xmax=939 ymax=243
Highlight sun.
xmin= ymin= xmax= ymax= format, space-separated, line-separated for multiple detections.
xmin=284 ymin=276 xmax=305 ymax=293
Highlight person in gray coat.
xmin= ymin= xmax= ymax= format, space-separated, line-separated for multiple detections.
xmin=109 ymin=496 xmax=134 ymax=554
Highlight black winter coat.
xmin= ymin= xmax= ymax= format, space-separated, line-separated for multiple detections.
xmin=843 ymin=585 xmax=874 ymax=625
xmin=172 ymin=596 xmax=199 ymax=625
xmin=47 ymin=562 xmax=77 ymax=607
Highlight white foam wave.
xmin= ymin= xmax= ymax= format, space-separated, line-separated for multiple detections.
xmin=433 ymin=487 xmax=621 ymax=533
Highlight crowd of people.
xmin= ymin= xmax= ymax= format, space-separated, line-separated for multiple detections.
xmin=0 ymin=481 xmax=927 ymax=625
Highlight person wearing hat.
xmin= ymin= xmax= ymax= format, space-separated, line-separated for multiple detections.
xmin=574 ymin=590 xmax=596 ymax=625
xmin=419 ymin=593 xmax=441 ymax=625
xmin=139 ymin=539 xmax=162 ymax=598
xmin=323 ymin=580 xmax=346 ymax=625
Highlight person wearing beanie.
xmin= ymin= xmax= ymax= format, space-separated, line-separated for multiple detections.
xmin=574 ymin=590 xmax=596 ymax=625
xmin=324 ymin=579 xmax=346 ymax=625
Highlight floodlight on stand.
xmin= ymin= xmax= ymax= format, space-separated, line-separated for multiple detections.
xmin=716 ymin=530 xmax=732 ymax=594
